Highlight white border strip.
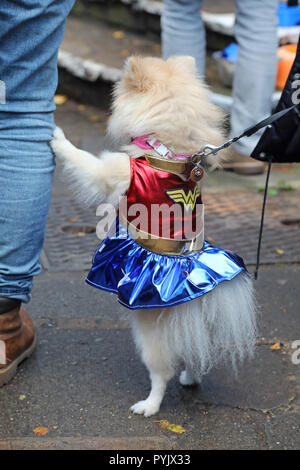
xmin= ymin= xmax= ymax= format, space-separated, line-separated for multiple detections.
xmin=58 ymin=50 xmax=123 ymax=83
xmin=121 ymin=0 xmax=163 ymax=15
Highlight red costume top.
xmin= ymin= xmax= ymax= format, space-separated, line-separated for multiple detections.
xmin=119 ymin=156 xmax=203 ymax=253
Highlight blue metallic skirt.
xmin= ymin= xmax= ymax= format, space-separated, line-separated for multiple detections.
xmin=86 ymin=220 xmax=247 ymax=310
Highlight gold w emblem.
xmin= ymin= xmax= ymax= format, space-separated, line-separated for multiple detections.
xmin=166 ymin=187 xmax=201 ymax=212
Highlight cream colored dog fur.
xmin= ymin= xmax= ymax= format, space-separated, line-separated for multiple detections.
xmin=51 ymin=56 xmax=257 ymax=417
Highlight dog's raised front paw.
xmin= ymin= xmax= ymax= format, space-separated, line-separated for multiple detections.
xmin=53 ymin=126 xmax=65 ymax=140
xmin=130 ymin=399 xmax=160 ymax=417
xmin=50 ymin=127 xmax=68 ymax=158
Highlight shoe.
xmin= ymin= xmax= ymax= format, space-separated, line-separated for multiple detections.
xmin=0 ymin=298 xmax=36 ymax=387
xmin=222 ymin=149 xmax=266 ymax=175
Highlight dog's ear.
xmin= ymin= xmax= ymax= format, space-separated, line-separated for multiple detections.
xmin=167 ymin=56 xmax=197 ymax=75
xmin=123 ymin=56 xmax=153 ymax=93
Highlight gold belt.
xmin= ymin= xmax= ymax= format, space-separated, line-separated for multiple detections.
xmin=125 ymin=220 xmax=204 ymax=256
xmin=145 ymin=154 xmax=193 ymax=180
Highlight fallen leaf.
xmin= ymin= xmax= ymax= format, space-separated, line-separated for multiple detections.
xmin=270 ymin=342 xmax=281 ymax=350
xmin=280 ymin=306 xmax=287 ymax=313
xmin=54 ymin=94 xmax=68 ymax=105
xmin=152 ymin=44 xmax=161 ymax=52
xmin=275 ymin=248 xmax=285 ymax=255
xmin=19 ymin=394 xmax=26 ymax=401
xmin=68 ymin=217 xmax=79 ymax=223
xmin=154 ymin=419 xmax=186 ymax=434
xmin=33 ymin=427 xmax=49 ymax=436
xmin=53 ymin=426 xmax=58 ymax=430
xmin=112 ymin=30 xmax=124 ymax=39
xmin=89 ymin=115 xmax=102 ymax=122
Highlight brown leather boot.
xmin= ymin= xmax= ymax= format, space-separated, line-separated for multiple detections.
xmin=0 ymin=298 xmax=36 ymax=387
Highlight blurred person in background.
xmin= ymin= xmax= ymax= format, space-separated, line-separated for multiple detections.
xmin=161 ymin=0 xmax=278 ymax=174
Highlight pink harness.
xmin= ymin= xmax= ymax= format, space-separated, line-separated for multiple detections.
xmin=131 ymin=135 xmax=190 ymax=161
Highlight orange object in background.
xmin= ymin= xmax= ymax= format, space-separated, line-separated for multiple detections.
xmin=276 ymin=44 xmax=297 ymax=89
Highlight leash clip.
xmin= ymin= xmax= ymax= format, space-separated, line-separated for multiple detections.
xmin=191 ymin=141 xmax=231 ymax=168
xmin=199 ymin=144 xmax=223 ymax=157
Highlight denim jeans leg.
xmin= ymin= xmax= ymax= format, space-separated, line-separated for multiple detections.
xmin=0 ymin=113 xmax=55 ymax=303
xmin=161 ymin=0 xmax=206 ymax=77
xmin=0 ymin=0 xmax=74 ymax=303
xmin=230 ymin=0 xmax=278 ymax=155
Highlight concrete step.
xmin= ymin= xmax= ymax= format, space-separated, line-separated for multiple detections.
xmin=57 ymin=0 xmax=240 ymax=105
xmin=59 ymin=0 xmax=299 ymax=110
xmin=71 ymin=0 xmax=236 ymax=49
xmin=57 ymin=15 xmax=161 ymax=108
xmin=57 ymin=15 xmax=281 ymax=113
xmin=71 ymin=1 xmax=300 ymax=47
xmin=57 ymin=15 xmax=236 ymax=110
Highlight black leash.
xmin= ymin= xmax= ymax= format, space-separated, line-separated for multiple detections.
xmin=191 ymin=104 xmax=298 ymax=163
xmin=254 ymin=158 xmax=273 ymax=280
xmin=192 ymin=104 xmax=298 ymax=280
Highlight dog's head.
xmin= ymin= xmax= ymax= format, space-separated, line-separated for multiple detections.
xmin=108 ymin=56 xmax=230 ymax=166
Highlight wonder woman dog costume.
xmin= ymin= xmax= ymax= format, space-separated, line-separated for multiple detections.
xmin=86 ymin=136 xmax=247 ymax=309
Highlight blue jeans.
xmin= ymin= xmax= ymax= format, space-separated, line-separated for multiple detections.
xmin=0 ymin=0 xmax=74 ymax=303
xmin=161 ymin=0 xmax=278 ymax=155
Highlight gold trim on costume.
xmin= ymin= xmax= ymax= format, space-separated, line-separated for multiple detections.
xmin=145 ymin=154 xmax=193 ymax=180
xmin=124 ymin=219 xmax=204 ymax=256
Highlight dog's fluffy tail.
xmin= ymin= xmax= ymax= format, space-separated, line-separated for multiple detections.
xmin=134 ymin=273 xmax=257 ymax=381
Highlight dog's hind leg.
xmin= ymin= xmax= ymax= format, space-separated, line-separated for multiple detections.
xmin=179 ymin=365 xmax=197 ymax=387
xmin=130 ymin=309 xmax=175 ymax=417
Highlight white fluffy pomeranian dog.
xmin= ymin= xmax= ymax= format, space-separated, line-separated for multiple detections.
xmin=51 ymin=56 xmax=257 ymax=417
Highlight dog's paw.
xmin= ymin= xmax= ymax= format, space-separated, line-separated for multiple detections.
xmin=53 ymin=126 xmax=65 ymax=140
xmin=130 ymin=399 xmax=160 ymax=417
xmin=50 ymin=127 xmax=68 ymax=157
xmin=179 ymin=369 xmax=197 ymax=387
